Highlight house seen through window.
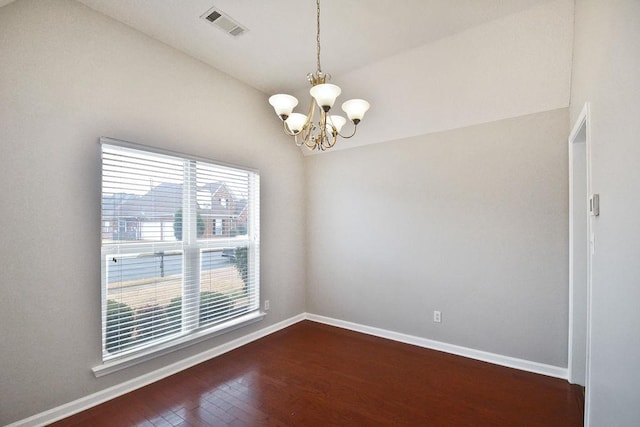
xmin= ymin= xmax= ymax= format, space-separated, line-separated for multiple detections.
xmin=100 ymin=139 xmax=260 ymax=360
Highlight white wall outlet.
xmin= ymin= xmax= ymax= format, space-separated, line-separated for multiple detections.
xmin=433 ymin=310 xmax=442 ymax=323
xmin=264 ymin=300 xmax=270 ymax=311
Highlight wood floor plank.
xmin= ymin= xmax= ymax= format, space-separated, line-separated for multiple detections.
xmin=50 ymin=321 xmax=583 ymax=426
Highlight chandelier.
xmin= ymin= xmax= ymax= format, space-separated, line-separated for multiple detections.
xmin=268 ymin=0 xmax=370 ymax=151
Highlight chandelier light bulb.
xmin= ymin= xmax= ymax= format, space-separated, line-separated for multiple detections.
xmin=310 ymin=83 xmax=342 ymax=112
xmin=269 ymin=94 xmax=298 ymax=120
xmin=328 ymin=115 xmax=347 ymax=133
xmin=341 ymin=99 xmax=370 ymax=124
xmin=285 ymin=113 xmax=308 ymax=134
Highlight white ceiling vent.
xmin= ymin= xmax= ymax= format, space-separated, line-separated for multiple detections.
xmin=201 ymin=7 xmax=247 ymax=37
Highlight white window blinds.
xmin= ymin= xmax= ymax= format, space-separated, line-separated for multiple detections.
xmin=101 ymin=139 xmax=260 ymax=360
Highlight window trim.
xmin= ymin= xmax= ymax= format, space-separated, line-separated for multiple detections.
xmin=96 ymin=137 xmax=262 ymax=375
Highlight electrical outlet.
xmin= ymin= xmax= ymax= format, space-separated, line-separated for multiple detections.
xmin=264 ymin=300 xmax=270 ymax=311
xmin=433 ymin=310 xmax=441 ymax=323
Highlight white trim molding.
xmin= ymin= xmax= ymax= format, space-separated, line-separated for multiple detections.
xmin=306 ymin=313 xmax=568 ymax=379
xmin=7 ymin=313 xmax=306 ymax=427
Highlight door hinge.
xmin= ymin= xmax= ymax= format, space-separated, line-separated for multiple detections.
xmin=589 ymin=194 xmax=600 ymax=216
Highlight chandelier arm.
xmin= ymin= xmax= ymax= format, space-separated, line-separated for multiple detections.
xmin=301 ymin=113 xmax=315 ymax=146
xmin=302 ymin=128 xmax=314 ymax=148
xmin=319 ymin=109 xmax=328 ymax=146
xmin=327 ymin=132 xmax=338 ymax=148
xmin=319 ymin=110 xmax=337 ymax=150
xmin=324 ymin=130 xmax=338 ymax=149
xmin=295 ymin=122 xmax=314 ymax=147
xmin=294 ymin=98 xmax=317 ymax=149
xmin=321 ymin=131 xmax=335 ymax=150
xmin=336 ymin=125 xmax=359 ymax=139
xmin=304 ymin=98 xmax=316 ymax=130
xmin=301 ymin=125 xmax=316 ymax=149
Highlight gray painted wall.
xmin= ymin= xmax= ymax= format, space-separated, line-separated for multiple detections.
xmin=306 ymin=109 xmax=570 ymax=367
xmin=570 ymin=0 xmax=640 ymax=424
xmin=0 ymin=0 xmax=305 ymax=424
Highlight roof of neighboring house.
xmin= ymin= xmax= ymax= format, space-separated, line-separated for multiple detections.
xmin=234 ymin=199 xmax=248 ymax=217
xmin=103 ymin=182 xmax=249 ymax=220
xmin=199 ymin=181 xmax=224 ymax=195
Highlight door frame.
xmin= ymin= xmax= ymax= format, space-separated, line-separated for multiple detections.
xmin=567 ymin=102 xmax=592 ymax=426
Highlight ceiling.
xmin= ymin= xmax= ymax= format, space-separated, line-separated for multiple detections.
xmin=70 ymin=0 xmax=554 ymax=95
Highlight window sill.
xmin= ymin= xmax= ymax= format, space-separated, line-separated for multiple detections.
xmin=92 ymin=311 xmax=266 ymax=377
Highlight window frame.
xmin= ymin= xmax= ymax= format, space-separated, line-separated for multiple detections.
xmin=94 ymin=137 xmax=262 ymax=376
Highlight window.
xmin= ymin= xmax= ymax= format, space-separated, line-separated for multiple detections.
xmin=100 ymin=138 xmax=260 ymax=362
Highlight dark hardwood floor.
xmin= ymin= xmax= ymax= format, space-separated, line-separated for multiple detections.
xmin=51 ymin=321 xmax=583 ymax=426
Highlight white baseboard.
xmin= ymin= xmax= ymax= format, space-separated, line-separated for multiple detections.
xmin=305 ymin=313 xmax=568 ymax=380
xmin=7 ymin=313 xmax=306 ymax=427
xmin=10 ymin=312 xmax=568 ymax=426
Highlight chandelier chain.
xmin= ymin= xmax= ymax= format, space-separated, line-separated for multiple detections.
xmin=316 ymin=0 xmax=322 ymax=74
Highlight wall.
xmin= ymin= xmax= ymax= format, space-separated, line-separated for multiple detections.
xmin=306 ymin=108 xmax=569 ymax=367
xmin=0 ymin=0 xmax=305 ymax=424
xmin=570 ymin=0 xmax=640 ymax=424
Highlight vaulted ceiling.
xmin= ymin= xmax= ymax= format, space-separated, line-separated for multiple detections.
xmin=72 ymin=0 xmax=554 ymax=95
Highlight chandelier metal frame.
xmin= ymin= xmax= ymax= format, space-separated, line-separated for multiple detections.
xmin=268 ymin=0 xmax=370 ymax=151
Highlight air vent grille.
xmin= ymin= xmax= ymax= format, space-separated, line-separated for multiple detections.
xmin=205 ymin=11 xmax=222 ymax=23
xmin=229 ymin=26 xmax=245 ymax=37
xmin=201 ymin=7 xmax=247 ymax=37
